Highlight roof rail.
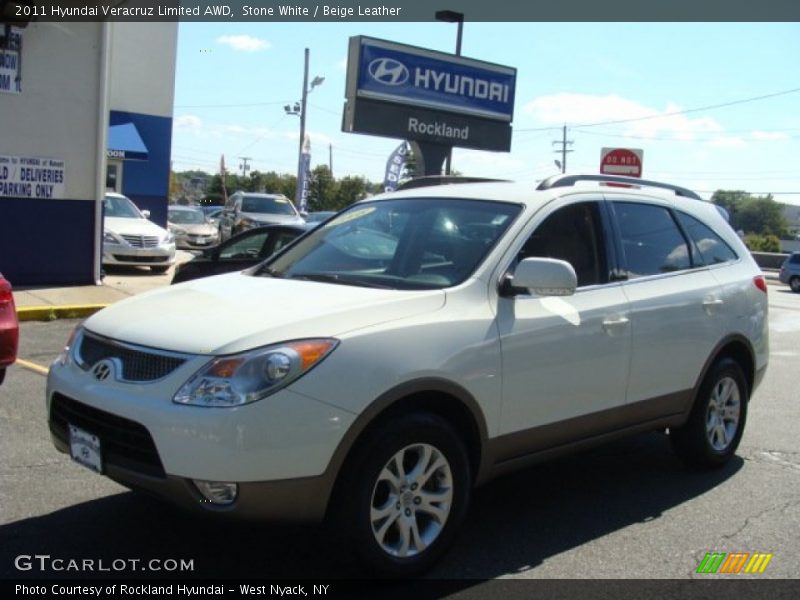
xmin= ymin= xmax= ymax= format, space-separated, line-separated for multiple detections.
xmin=536 ymin=174 xmax=702 ymax=201
xmin=396 ymin=175 xmax=510 ymax=191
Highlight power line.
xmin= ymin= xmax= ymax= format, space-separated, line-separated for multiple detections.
xmin=516 ymin=87 xmax=800 ymax=133
xmin=574 ymin=87 xmax=800 ymax=129
xmin=174 ymin=100 xmax=293 ymax=109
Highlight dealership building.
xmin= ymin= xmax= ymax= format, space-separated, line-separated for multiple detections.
xmin=0 ymin=19 xmax=177 ymax=285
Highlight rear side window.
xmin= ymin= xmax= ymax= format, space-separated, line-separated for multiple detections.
xmin=613 ymin=202 xmax=691 ymax=278
xmin=790 ymin=253 xmax=800 ymax=265
xmin=675 ymin=211 xmax=738 ymax=265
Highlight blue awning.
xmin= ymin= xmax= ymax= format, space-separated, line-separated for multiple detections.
xmin=107 ymin=123 xmax=149 ymax=161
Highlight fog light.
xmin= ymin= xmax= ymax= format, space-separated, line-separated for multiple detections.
xmin=194 ymin=480 xmax=238 ymax=505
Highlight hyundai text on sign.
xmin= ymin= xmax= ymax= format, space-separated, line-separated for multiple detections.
xmin=600 ymin=148 xmax=643 ymax=178
xmin=349 ymin=36 xmax=516 ymax=122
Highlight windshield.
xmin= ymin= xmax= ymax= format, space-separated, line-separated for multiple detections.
xmin=104 ymin=195 xmax=142 ymax=219
xmin=241 ymin=195 xmax=297 ymax=216
xmin=258 ymin=198 xmax=520 ymax=290
xmin=169 ymin=209 xmax=206 ymax=224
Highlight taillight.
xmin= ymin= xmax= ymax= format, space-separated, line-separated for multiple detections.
xmin=0 ymin=277 xmax=18 ymax=367
xmin=753 ymin=275 xmax=768 ymax=294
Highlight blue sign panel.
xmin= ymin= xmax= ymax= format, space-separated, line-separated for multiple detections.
xmin=352 ymin=37 xmax=516 ymax=122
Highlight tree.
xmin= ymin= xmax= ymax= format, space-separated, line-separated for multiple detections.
xmin=711 ymin=190 xmax=788 ymax=237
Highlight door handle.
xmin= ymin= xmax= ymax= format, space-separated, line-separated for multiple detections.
xmin=602 ymin=315 xmax=630 ymax=334
xmin=703 ymin=296 xmax=724 ymax=315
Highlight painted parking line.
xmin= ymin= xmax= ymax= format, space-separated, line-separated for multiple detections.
xmin=15 ymin=359 xmax=49 ymax=376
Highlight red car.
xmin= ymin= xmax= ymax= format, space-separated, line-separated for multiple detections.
xmin=0 ymin=273 xmax=19 ymax=385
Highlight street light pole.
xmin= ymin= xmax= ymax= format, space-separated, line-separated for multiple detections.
xmin=435 ymin=10 xmax=464 ymax=175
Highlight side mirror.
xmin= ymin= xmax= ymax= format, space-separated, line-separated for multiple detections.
xmin=141 ymin=209 xmax=151 ymax=219
xmin=507 ymin=257 xmax=577 ymax=297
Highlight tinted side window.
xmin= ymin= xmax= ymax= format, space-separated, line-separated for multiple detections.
xmin=613 ymin=202 xmax=691 ymax=278
xmin=675 ymin=211 xmax=738 ymax=265
xmin=220 ymin=231 xmax=269 ymax=259
xmin=789 ymin=254 xmax=800 ymax=265
xmin=518 ymin=201 xmax=608 ymax=287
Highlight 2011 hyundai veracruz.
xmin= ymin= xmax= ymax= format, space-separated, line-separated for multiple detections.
xmin=47 ymin=175 xmax=768 ymax=576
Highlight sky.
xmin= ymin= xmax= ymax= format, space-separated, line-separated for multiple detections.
xmin=171 ymin=21 xmax=800 ymax=205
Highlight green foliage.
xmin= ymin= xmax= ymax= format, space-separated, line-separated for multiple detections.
xmin=744 ymin=233 xmax=781 ymax=253
xmin=711 ymin=190 xmax=788 ymax=237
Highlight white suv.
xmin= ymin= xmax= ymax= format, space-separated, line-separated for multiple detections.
xmin=47 ymin=175 xmax=768 ymax=576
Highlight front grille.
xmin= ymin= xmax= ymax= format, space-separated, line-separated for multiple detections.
xmin=112 ymin=255 xmax=168 ymax=263
xmin=78 ymin=332 xmax=187 ymax=382
xmin=50 ymin=393 xmax=165 ymax=478
xmin=121 ymin=234 xmax=160 ymax=248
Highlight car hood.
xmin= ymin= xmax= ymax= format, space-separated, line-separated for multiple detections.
xmin=243 ymin=212 xmax=304 ymax=225
xmin=84 ymin=272 xmax=446 ymax=355
xmin=105 ymin=216 xmax=168 ymax=238
xmin=171 ymin=223 xmax=216 ymax=236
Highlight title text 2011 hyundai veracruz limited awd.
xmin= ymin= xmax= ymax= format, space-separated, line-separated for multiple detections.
xmin=48 ymin=175 xmax=768 ymax=576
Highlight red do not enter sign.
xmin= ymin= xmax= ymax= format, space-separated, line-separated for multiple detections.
xmin=600 ymin=147 xmax=643 ymax=178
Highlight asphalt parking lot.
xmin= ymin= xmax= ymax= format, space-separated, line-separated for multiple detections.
xmin=1 ymin=283 xmax=799 ymax=585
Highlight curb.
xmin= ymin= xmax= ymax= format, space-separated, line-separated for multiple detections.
xmin=16 ymin=304 xmax=109 ymax=322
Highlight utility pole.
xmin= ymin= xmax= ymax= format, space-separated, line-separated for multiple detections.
xmin=552 ymin=124 xmax=573 ymax=173
xmin=329 ymin=143 xmax=333 ymax=178
xmin=296 ymin=48 xmax=310 ymax=205
xmin=238 ymin=156 xmax=252 ymax=177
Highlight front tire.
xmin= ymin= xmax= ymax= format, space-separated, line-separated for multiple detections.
xmin=150 ymin=265 xmax=170 ymax=274
xmin=671 ymin=358 xmax=748 ymax=468
xmin=334 ymin=413 xmax=471 ymax=577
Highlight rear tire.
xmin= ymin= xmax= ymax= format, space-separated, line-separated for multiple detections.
xmin=671 ymin=358 xmax=748 ymax=468
xmin=790 ymin=276 xmax=800 ymax=293
xmin=332 ymin=413 xmax=471 ymax=577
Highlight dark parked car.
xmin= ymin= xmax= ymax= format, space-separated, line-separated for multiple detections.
xmin=0 ymin=273 xmax=19 ymax=385
xmin=172 ymin=224 xmax=309 ymax=284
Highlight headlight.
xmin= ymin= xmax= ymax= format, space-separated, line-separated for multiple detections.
xmin=103 ymin=231 xmax=121 ymax=244
xmin=56 ymin=325 xmax=82 ymax=366
xmin=171 ymin=227 xmax=187 ymax=236
xmin=173 ymin=339 xmax=338 ymax=408
xmin=166 ymin=231 xmax=176 ymax=243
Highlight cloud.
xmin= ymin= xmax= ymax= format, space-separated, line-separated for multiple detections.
xmin=337 ymin=57 xmax=348 ymax=71
xmin=524 ymin=93 xmax=724 ymax=142
xmin=216 ymin=35 xmax=271 ymax=52
xmin=707 ymin=135 xmax=747 ymax=149
xmin=173 ymin=115 xmax=203 ymax=132
xmin=751 ymin=130 xmax=790 ymax=141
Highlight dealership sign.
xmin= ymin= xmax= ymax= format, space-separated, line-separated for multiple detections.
xmin=351 ymin=37 xmax=516 ymax=122
xmin=343 ymin=37 xmax=516 ymax=153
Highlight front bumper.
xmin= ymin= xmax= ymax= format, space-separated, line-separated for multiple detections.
xmin=103 ymin=242 xmax=176 ymax=267
xmin=174 ymin=234 xmax=219 ymax=251
xmin=47 ymin=354 xmax=355 ymax=521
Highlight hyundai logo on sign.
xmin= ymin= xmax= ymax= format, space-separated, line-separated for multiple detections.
xmin=350 ymin=36 xmax=516 ymax=122
xmin=368 ymin=58 xmax=409 ymax=86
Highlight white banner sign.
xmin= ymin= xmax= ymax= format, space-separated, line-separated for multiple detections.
xmin=0 ymin=28 xmax=22 ymax=95
xmin=0 ymin=155 xmax=66 ymax=199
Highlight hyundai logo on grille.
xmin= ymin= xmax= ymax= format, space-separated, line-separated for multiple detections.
xmin=368 ymin=58 xmax=409 ymax=86
xmin=92 ymin=359 xmax=115 ymax=382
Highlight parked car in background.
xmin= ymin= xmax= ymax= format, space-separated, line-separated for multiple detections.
xmin=0 ymin=273 xmax=19 ymax=385
xmin=218 ymin=191 xmax=305 ymax=242
xmin=200 ymin=205 xmax=223 ymax=226
xmin=778 ymin=251 xmax=800 ymax=293
xmin=47 ymin=175 xmax=768 ymax=576
xmin=102 ymin=193 xmax=175 ymax=273
xmin=172 ymin=224 xmax=309 ymax=284
xmin=303 ymin=211 xmax=336 ymax=224
xmin=168 ymin=206 xmax=220 ymax=251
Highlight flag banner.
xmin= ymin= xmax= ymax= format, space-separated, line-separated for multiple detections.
xmin=383 ymin=141 xmax=409 ymax=192
xmin=298 ymin=135 xmax=312 ymax=213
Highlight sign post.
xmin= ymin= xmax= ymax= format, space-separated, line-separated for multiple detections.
xmin=600 ymin=148 xmax=643 ymax=178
